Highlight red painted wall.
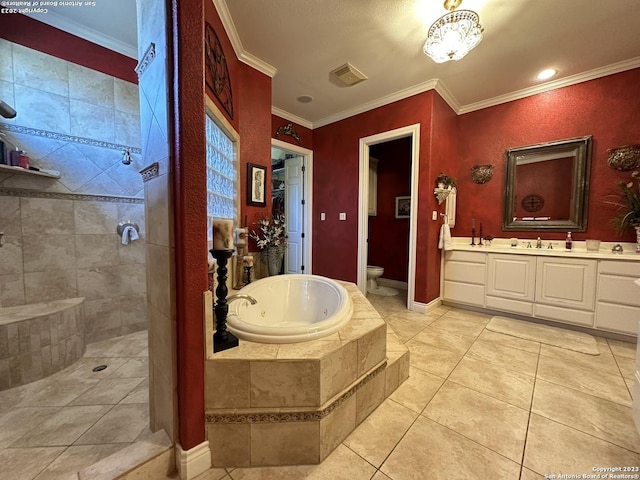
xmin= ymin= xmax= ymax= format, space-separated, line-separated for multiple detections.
xmin=312 ymin=91 xmax=442 ymax=303
xmin=271 ymin=115 xmax=313 ymax=150
xmin=456 ymin=68 xmax=640 ymax=243
xmin=368 ymin=137 xmax=412 ymax=282
xmin=0 ymin=14 xmax=137 ymax=83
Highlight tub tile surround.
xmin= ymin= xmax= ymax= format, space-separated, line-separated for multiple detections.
xmin=205 ymin=283 xmax=410 ymax=467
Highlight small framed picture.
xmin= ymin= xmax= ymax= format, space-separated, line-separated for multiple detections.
xmin=395 ymin=196 xmax=411 ymax=219
xmin=247 ymin=163 xmax=266 ymax=207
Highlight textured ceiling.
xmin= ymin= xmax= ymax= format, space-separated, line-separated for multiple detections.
xmin=28 ymin=0 xmax=640 ymax=128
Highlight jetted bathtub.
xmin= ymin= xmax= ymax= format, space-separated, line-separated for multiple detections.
xmin=226 ymin=274 xmax=353 ymax=343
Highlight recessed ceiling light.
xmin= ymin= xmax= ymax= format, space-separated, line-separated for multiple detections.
xmin=536 ymin=69 xmax=557 ymax=81
xmin=297 ymin=95 xmax=313 ymax=104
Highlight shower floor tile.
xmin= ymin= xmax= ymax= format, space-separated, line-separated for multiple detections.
xmin=0 ymin=330 xmax=149 ymax=480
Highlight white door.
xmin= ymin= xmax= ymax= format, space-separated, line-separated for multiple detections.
xmin=285 ymin=156 xmax=305 ymax=274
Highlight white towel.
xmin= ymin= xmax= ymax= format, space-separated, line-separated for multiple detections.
xmin=121 ymin=225 xmax=139 ymax=245
xmin=438 ymin=223 xmax=452 ymax=250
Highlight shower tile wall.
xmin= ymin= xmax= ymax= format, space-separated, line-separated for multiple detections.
xmin=0 ymin=39 xmax=147 ymax=344
xmin=0 ymin=39 xmax=143 ymax=197
xmin=0 ymin=195 xmax=146 ymax=343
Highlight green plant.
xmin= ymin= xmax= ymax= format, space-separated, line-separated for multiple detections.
xmin=607 ymin=170 xmax=640 ymax=234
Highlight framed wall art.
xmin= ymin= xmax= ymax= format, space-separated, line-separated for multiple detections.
xmin=247 ymin=163 xmax=266 ymax=207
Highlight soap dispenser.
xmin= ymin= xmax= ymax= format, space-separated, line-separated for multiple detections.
xmin=565 ymin=232 xmax=573 ymax=251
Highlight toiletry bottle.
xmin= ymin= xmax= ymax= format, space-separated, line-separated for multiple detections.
xmin=8 ymin=147 xmax=20 ymax=166
xmin=565 ymin=232 xmax=573 ymax=251
xmin=18 ymin=151 xmax=29 ymax=169
xmin=536 ymin=237 xmax=542 ymax=248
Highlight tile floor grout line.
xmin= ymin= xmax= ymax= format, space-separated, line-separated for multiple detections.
xmin=518 ymin=339 xmax=542 ymax=479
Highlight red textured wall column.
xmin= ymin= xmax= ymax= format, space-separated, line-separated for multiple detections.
xmin=172 ymin=0 xmax=207 ymax=450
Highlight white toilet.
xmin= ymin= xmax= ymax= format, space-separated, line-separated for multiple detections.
xmin=366 ymin=265 xmax=384 ymax=291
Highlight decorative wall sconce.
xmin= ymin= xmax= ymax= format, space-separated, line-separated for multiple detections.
xmin=471 ymin=164 xmax=494 ymax=184
xmin=275 ymin=123 xmax=302 ymax=144
xmin=607 ymin=145 xmax=640 ymax=171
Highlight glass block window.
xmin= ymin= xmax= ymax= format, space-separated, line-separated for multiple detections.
xmin=206 ymin=114 xmax=237 ymax=241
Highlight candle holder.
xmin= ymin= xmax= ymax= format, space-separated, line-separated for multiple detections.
xmin=478 ymin=224 xmax=483 ymax=246
xmin=209 ymin=248 xmax=239 ymax=352
xmin=244 ymin=265 xmax=252 ymax=285
xmin=470 ymin=227 xmax=476 ymax=246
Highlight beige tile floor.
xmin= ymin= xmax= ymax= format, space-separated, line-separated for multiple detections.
xmin=4 ymin=294 xmax=640 ymax=480
xmin=196 ymin=291 xmax=640 ymax=480
xmin=0 ymin=330 xmax=150 ymax=480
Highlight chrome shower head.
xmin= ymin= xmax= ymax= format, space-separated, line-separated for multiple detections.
xmin=0 ymin=101 xmax=16 ymax=119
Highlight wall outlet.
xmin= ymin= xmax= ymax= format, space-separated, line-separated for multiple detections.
xmin=320 ymin=212 xmax=326 ymax=221
xmin=339 ymin=212 xmax=346 ymax=221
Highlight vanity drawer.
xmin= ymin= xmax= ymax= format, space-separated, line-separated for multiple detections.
xmin=443 ymin=281 xmax=485 ymax=307
xmin=599 ymin=261 xmax=640 ymax=277
xmin=598 ymin=275 xmax=640 ymax=307
xmin=486 ymin=295 xmax=533 ymax=316
xmin=444 ymin=262 xmax=486 ymax=284
xmin=445 ymin=251 xmax=486 ymax=264
xmin=595 ymin=302 xmax=640 ymax=336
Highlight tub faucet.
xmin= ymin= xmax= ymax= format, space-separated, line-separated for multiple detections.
xmin=227 ymin=294 xmax=257 ymax=305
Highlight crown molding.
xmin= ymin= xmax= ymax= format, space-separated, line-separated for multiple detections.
xmin=433 ymin=80 xmax=460 ymax=114
xmin=25 ymin=11 xmax=137 ymax=59
xmin=313 ymin=78 xmax=440 ymax=128
xmin=271 ymin=107 xmax=313 ymax=130
xmin=213 ymin=0 xmax=277 ymax=78
xmin=458 ymin=56 xmax=640 ymax=114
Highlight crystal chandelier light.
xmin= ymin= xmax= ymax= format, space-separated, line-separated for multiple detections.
xmin=423 ymin=0 xmax=483 ymax=63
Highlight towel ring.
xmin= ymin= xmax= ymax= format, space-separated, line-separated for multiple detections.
xmin=117 ymin=221 xmax=139 ymax=236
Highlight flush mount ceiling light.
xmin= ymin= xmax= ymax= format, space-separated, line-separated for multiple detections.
xmin=423 ymin=0 xmax=483 ymax=63
xmin=536 ymin=68 xmax=557 ymax=80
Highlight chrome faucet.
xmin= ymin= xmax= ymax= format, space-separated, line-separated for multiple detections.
xmin=227 ymin=294 xmax=257 ymax=305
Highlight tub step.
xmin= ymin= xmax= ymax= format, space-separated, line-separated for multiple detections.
xmin=384 ymin=327 xmax=410 ymax=397
xmin=76 ymin=430 xmax=174 ymax=480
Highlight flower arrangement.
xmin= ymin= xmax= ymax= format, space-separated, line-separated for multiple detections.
xmin=607 ymin=170 xmax=640 ymax=234
xmin=249 ymin=214 xmax=287 ymax=251
xmin=436 ymin=173 xmax=457 ymax=189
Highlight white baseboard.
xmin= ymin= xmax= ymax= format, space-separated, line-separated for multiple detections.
xmin=377 ymin=278 xmax=408 ymax=290
xmin=177 ymin=441 xmax=211 ymax=480
xmin=412 ymin=296 xmax=442 ymax=313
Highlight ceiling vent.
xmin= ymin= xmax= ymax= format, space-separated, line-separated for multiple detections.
xmin=330 ymin=63 xmax=368 ymax=87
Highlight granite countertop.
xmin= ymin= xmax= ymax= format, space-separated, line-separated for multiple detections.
xmin=445 ymin=237 xmax=640 ymax=261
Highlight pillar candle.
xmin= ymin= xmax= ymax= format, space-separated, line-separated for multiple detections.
xmin=472 ymin=218 xmax=476 ymax=229
xmin=212 ymin=219 xmax=234 ymax=250
xmin=243 ymin=255 xmax=253 ymax=267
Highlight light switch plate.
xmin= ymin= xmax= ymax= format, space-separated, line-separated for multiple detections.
xmin=320 ymin=212 xmax=326 ymax=221
xmin=339 ymin=212 xmax=346 ymax=220
xmin=432 ymin=211 xmax=437 ymax=220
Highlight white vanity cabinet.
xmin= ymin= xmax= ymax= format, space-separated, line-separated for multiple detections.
xmin=442 ymin=251 xmax=486 ymax=307
xmin=486 ymin=254 xmax=536 ymax=316
xmin=596 ymin=261 xmax=640 ymax=335
xmin=534 ymin=257 xmax=597 ymax=327
xmin=441 ymin=244 xmax=640 ymax=337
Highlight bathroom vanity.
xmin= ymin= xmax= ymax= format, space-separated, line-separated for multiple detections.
xmin=442 ymin=239 xmax=640 ymax=337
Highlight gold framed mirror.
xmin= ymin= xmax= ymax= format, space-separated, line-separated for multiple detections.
xmin=503 ymin=136 xmax=592 ymax=232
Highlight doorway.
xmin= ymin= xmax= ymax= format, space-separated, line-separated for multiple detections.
xmin=358 ymin=124 xmax=420 ymax=311
xmin=271 ymin=138 xmax=313 ymax=274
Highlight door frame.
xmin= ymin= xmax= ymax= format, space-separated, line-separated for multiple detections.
xmin=357 ymin=124 xmax=420 ymax=311
xmin=271 ymin=138 xmax=313 ymax=274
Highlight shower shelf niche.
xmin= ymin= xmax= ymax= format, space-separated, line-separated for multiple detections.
xmin=0 ymin=164 xmax=60 ymax=178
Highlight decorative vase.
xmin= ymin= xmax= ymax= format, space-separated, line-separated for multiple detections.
xmin=265 ymin=248 xmax=284 ymax=275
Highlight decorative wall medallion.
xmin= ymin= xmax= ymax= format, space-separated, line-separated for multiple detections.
xmin=274 ymin=123 xmax=302 ymax=144
xmin=607 ymin=144 xmax=640 ymax=171
xmin=470 ymin=164 xmax=494 ymax=184
xmin=205 ymin=22 xmax=233 ymax=119
xmin=521 ymin=194 xmax=544 ymax=213
xmin=139 ymin=162 xmax=160 ymax=182
xmin=135 ymin=42 xmax=156 ymax=79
